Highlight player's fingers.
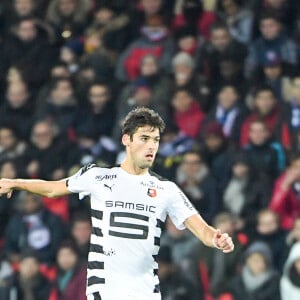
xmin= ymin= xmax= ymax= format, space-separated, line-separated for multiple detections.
xmin=218 ymin=234 xmax=231 ymax=248
xmin=218 ymin=233 xmax=229 ymax=245
xmin=213 ymin=229 xmax=222 ymax=240
xmin=222 ymin=238 xmax=234 ymax=253
xmin=7 ymin=191 xmax=13 ymax=199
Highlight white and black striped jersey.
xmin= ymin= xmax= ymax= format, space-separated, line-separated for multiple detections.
xmin=67 ymin=164 xmax=198 ymax=300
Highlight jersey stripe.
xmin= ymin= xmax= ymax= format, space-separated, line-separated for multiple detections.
xmin=154 ymin=236 xmax=160 ymax=246
xmin=92 ymin=227 xmax=103 ymax=237
xmin=156 ymin=219 xmax=164 ymax=229
xmin=88 ymin=261 xmax=104 ymax=270
xmin=91 ymin=209 xmax=103 ymax=220
xmin=88 ymin=276 xmax=105 ymax=286
xmin=89 ymin=243 xmax=104 ymax=254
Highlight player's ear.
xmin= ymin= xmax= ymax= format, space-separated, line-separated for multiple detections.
xmin=122 ymin=134 xmax=130 ymax=147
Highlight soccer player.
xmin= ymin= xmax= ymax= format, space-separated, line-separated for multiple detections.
xmin=0 ymin=107 xmax=234 ymax=300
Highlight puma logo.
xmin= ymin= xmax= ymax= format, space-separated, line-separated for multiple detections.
xmin=104 ymin=184 xmax=114 ymax=192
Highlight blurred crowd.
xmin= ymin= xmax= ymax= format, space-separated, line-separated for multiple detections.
xmin=1 ymin=0 xmax=300 ymax=299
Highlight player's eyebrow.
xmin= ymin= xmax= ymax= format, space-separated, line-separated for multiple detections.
xmin=140 ymin=134 xmax=160 ymax=140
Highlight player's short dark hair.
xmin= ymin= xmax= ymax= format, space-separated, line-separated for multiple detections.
xmin=122 ymin=107 xmax=165 ymax=137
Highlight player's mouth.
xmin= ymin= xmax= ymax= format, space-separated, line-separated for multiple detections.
xmin=145 ymin=154 xmax=154 ymax=160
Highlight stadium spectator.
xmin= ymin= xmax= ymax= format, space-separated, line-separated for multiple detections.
xmin=115 ymin=14 xmax=174 ymax=82
xmin=175 ymin=150 xmax=220 ymax=223
xmin=59 ymin=38 xmax=83 ymax=75
xmin=223 ymin=155 xmax=273 ymax=230
xmin=172 ymin=0 xmax=217 ymax=40
xmin=171 ymin=87 xmax=205 ymax=139
xmin=160 ymin=217 xmax=198 ymax=274
xmin=133 ymin=0 xmax=168 ymax=38
xmin=55 ymin=240 xmax=87 ymax=300
xmin=171 ymin=52 xmax=211 ymax=112
xmin=74 ymin=82 xmax=116 ymax=137
xmin=286 ymin=217 xmax=300 ymax=248
xmin=280 ymin=241 xmax=300 ymax=300
xmin=173 ymin=25 xmax=200 ymax=56
xmin=0 ymin=125 xmax=27 ymax=164
xmin=0 ymin=80 xmax=34 ymax=139
xmin=118 ymin=54 xmax=173 ymax=116
xmin=241 ymin=119 xmax=286 ymax=183
xmin=157 ymin=245 xmax=200 ymax=300
xmin=153 ymin=122 xmax=197 ymax=180
xmin=252 ymin=0 xmax=296 ymax=37
xmin=23 ymin=120 xmax=76 ymax=180
xmin=240 ymin=85 xmax=291 ymax=149
xmin=189 ymin=212 xmax=247 ymax=298
xmin=79 ymin=25 xmax=115 ymax=84
xmin=1 ymin=0 xmax=37 ymax=35
xmin=252 ymin=208 xmax=288 ymax=271
xmin=270 ymin=152 xmax=300 ymax=230
xmin=245 ymin=13 xmax=298 ymax=78
xmin=204 ymin=83 xmax=248 ymax=143
xmin=91 ymin=3 xmax=133 ymax=54
xmin=212 ymin=52 xmax=249 ymax=99
xmin=113 ymin=78 xmax=169 ymax=143
xmin=4 ymin=192 xmax=66 ymax=264
xmin=35 ymin=77 xmax=78 ymax=139
xmin=249 ymin=51 xmax=295 ymax=102
xmin=197 ymin=22 xmax=247 ymax=83
xmin=0 ymin=16 xmax=57 ymax=90
xmin=198 ymin=121 xmax=236 ymax=193
xmin=217 ymin=0 xmax=254 ymax=44
xmin=227 ymin=241 xmax=281 ymax=300
xmin=69 ymin=213 xmax=91 ymax=263
xmin=0 ymin=249 xmax=55 ymax=300
xmin=46 ymin=0 xmax=92 ymax=42
xmin=74 ymin=126 xmax=117 ymax=167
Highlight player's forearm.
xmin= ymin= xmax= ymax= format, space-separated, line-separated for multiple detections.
xmin=184 ymin=214 xmax=216 ymax=247
xmin=2 ymin=178 xmax=69 ymax=198
xmin=194 ymin=224 xmax=216 ymax=248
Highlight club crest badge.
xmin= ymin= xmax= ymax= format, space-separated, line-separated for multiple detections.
xmin=147 ymin=188 xmax=157 ymax=198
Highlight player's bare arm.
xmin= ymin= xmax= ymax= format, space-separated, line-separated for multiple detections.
xmin=184 ymin=213 xmax=234 ymax=253
xmin=0 ymin=178 xmax=70 ymax=198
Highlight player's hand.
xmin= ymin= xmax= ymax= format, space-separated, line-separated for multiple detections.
xmin=0 ymin=178 xmax=14 ymax=198
xmin=212 ymin=229 xmax=234 ymax=253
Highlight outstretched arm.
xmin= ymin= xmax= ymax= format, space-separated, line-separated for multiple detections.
xmin=0 ymin=178 xmax=71 ymax=198
xmin=184 ymin=214 xmax=234 ymax=253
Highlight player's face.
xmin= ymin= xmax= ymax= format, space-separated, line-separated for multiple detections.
xmin=125 ymin=126 xmax=160 ymax=170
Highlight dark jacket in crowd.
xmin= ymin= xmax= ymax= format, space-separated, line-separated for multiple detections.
xmin=56 ymin=264 xmax=87 ymax=300
xmin=0 ymin=33 xmax=57 ymax=89
xmin=4 ymin=209 xmax=66 ymax=263
xmin=0 ymin=101 xmax=34 ymax=140
xmin=0 ymin=273 xmax=54 ymax=300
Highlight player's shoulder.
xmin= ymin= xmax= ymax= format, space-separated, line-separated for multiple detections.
xmin=79 ymin=163 xmax=118 ymax=175
xmin=148 ymin=170 xmax=172 ymax=184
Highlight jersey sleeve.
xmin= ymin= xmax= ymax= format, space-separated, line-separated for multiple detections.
xmin=66 ymin=163 xmax=97 ymax=199
xmin=166 ymin=182 xmax=198 ymax=230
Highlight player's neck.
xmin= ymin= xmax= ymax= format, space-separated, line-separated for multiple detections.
xmin=120 ymin=159 xmax=149 ymax=175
